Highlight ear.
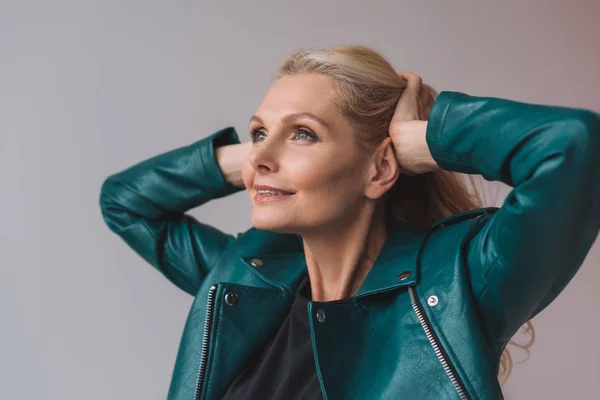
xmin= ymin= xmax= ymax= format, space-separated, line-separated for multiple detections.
xmin=364 ymin=136 xmax=400 ymax=200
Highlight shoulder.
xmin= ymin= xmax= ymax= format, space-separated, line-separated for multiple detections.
xmin=419 ymin=206 xmax=500 ymax=262
xmin=429 ymin=206 xmax=499 ymax=231
xmin=417 ymin=207 xmax=501 ymax=305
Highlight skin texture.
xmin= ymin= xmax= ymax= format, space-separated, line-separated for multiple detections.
xmin=239 ymin=72 xmax=440 ymax=301
xmin=241 ymin=73 xmax=404 ymax=301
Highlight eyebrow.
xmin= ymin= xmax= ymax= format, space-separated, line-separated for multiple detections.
xmin=249 ymin=112 xmax=330 ymax=129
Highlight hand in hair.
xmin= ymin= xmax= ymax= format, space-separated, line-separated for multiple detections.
xmin=388 ymin=71 xmax=440 ymax=175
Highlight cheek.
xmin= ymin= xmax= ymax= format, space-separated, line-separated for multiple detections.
xmin=288 ymin=156 xmax=331 ymax=190
xmin=293 ymin=155 xmax=364 ymax=203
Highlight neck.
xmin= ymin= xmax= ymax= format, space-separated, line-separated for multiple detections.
xmin=299 ymin=201 xmax=388 ymax=302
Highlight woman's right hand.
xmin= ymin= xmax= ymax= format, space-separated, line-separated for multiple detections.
xmin=216 ymin=141 xmax=253 ymax=189
xmin=389 ymin=72 xmax=440 ymax=175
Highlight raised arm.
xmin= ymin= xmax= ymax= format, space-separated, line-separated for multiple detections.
xmin=425 ymin=91 xmax=600 ymax=342
xmin=99 ymin=126 xmax=247 ymax=296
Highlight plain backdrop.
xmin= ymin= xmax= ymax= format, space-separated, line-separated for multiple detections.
xmin=1 ymin=1 xmax=599 ymax=399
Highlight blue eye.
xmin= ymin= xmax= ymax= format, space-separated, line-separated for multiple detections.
xmin=295 ymin=129 xmax=317 ymax=141
xmin=248 ymin=128 xmax=318 ymax=143
xmin=249 ymin=129 xmax=265 ymax=142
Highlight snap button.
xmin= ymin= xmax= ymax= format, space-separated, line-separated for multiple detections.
xmin=251 ymin=258 xmax=263 ymax=268
xmin=224 ymin=292 xmax=238 ymax=306
xmin=397 ymin=271 xmax=411 ymax=281
xmin=427 ymin=295 xmax=439 ymax=307
xmin=316 ymin=309 xmax=326 ymax=323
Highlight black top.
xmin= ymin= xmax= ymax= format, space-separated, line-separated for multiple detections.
xmin=222 ymin=274 xmax=352 ymax=399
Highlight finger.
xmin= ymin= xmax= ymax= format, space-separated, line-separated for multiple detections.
xmin=399 ymin=72 xmax=422 ymax=95
xmin=392 ymin=97 xmax=419 ymax=122
xmin=398 ymin=72 xmax=425 ymax=120
xmin=393 ymin=76 xmax=422 ymax=121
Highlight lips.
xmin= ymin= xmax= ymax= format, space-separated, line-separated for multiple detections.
xmin=254 ymin=184 xmax=295 ymax=194
xmin=254 ymin=190 xmax=294 ymax=201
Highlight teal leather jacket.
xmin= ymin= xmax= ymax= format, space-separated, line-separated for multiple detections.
xmin=99 ymin=91 xmax=600 ymax=400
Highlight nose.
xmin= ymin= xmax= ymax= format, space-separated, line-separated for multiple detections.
xmin=248 ymin=137 xmax=282 ymax=173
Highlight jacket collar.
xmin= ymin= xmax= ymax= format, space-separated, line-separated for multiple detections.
xmin=240 ymin=221 xmax=430 ymax=301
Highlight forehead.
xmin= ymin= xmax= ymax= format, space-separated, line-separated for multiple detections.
xmin=255 ymin=73 xmax=340 ymax=121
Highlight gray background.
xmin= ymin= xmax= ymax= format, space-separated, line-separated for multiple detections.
xmin=2 ymin=0 xmax=599 ymax=399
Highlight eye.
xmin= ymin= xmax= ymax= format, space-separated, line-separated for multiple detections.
xmin=249 ymin=129 xmax=266 ymax=142
xmin=248 ymin=128 xmax=318 ymax=143
xmin=294 ymin=128 xmax=318 ymax=142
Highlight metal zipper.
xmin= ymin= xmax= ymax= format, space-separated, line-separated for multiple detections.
xmin=194 ymin=284 xmax=218 ymax=400
xmin=408 ymin=286 xmax=470 ymax=400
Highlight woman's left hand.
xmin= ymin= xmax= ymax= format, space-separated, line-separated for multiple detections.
xmin=388 ymin=71 xmax=441 ymax=175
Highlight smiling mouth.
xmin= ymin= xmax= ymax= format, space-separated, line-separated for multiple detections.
xmin=256 ymin=190 xmax=294 ymax=196
xmin=254 ymin=191 xmax=295 ymax=201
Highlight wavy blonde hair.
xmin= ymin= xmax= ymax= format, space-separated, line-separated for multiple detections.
xmin=272 ymin=44 xmax=534 ymax=387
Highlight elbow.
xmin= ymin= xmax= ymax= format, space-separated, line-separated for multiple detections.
xmin=99 ymin=176 xmax=117 ymax=213
xmin=565 ymin=109 xmax=600 ymax=225
xmin=566 ymin=109 xmax=600 ymax=159
xmin=557 ymin=110 xmax=600 ymax=180
xmin=577 ymin=108 xmax=600 ymax=134
xmin=99 ymin=176 xmax=126 ymax=233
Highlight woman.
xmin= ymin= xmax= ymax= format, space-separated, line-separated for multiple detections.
xmin=99 ymin=45 xmax=600 ymax=399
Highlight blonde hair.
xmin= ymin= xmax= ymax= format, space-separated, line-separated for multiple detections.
xmin=273 ymin=44 xmax=534 ymax=387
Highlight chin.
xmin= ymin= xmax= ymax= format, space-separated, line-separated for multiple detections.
xmin=251 ymin=212 xmax=297 ymax=234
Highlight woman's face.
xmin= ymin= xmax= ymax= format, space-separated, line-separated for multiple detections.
xmin=241 ymin=73 xmax=374 ymax=234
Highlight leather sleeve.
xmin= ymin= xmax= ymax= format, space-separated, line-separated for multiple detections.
xmin=99 ymin=126 xmax=246 ymax=296
xmin=426 ymin=91 xmax=600 ymax=342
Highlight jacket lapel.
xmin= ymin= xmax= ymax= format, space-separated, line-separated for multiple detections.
xmin=238 ymin=221 xmax=428 ymax=300
xmin=352 ymin=222 xmax=427 ymax=299
xmin=207 ymin=222 xmax=430 ymax=398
